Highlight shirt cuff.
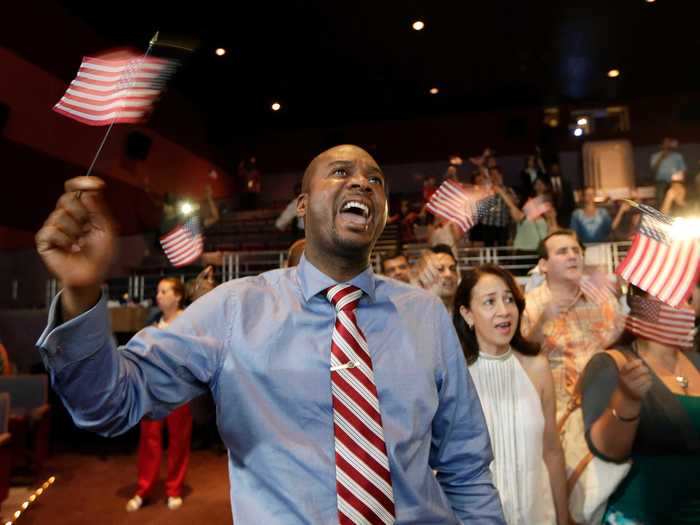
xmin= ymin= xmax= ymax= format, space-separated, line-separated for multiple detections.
xmin=35 ymin=290 xmax=111 ymax=373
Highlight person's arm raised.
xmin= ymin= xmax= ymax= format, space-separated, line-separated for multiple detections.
xmin=35 ymin=177 xmax=116 ymax=321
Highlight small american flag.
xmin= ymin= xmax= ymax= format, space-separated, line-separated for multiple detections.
xmin=53 ymin=51 xmax=177 ymax=126
xmin=160 ymin=216 xmax=204 ymax=268
xmin=522 ymin=196 xmax=552 ymax=221
xmin=426 ymin=180 xmax=498 ymax=232
xmin=626 ymin=295 xmax=695 ymax=349
xmin=616 ymin=203 xmax=700 ymax=307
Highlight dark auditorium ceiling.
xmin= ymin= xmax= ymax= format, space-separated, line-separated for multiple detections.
xmin=6 ymin=1 xmax=700 ymax=162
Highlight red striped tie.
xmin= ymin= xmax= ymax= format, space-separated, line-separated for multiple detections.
xmin=324 ymin=284 xmax=396 ymax=525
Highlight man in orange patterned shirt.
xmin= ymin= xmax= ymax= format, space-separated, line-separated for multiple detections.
xmin=521 ymin=230 xmax=624 ymax=421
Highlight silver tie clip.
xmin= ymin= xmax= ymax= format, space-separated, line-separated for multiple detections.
xmin=330 ymin=361 xmax=358 ymax=372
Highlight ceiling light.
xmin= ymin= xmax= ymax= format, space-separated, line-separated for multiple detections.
xmin=412 ymin=20 xmax=425 ymax=31
xmin=429 ymin=87 xmax=439 ymax=95
xmin=607 ymin=69 xmax=620 ymax=78
xmin=577 ymin=117 xmax=588 ymax=126
xmin=646 ymin=0 xmax=655 ymax=3
xmin=573 ymin=128 xmax=583 ymax=137
xmin=271 ymin=102 xmax=281 ymax=111
xmin=215 ymin=48 xmax=226 ymax=57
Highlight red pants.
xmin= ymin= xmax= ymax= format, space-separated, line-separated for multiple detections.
xmin=136 ymin=404 xmax=192 ymax=499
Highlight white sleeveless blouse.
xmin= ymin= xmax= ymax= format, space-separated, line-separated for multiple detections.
xmin=469 ymin=349 xmax=555 ymax=525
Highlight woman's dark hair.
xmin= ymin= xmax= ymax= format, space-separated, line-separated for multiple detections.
xmin=611 ymin=284 xmax=647 ymax=348
xmin=452 ymin=264 xmax=539 ymax=364
xmin=159 ymin=277 xmax=186 ymax=310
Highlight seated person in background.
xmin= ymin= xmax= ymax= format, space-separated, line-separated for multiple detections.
xmin=381 ymin=251 xmax=411 ymax=284
xmin=453 ymin=265 xmax=567 ymax=525
xmin=413 ymin=244 xmax=459 ymax=314
xmin=581 ymin=285 xmax=700 ymax=524
xmin=569 ymin=186 xmax=612 ymax=243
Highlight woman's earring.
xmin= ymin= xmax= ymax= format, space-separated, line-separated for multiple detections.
xmin=467 ymin=321 xmax=474 ymax=330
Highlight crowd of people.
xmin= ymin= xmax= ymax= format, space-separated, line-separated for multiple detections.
xmin=379 ymin=138 xmax=700 ymax=265
xmin=32 ymin=143 xmax=700 ymax=525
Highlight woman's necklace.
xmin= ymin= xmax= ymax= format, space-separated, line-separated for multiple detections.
xmin=637 ymin=342 xmax=689 ymax=392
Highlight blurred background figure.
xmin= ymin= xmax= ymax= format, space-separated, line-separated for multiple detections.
xmin=651 ymin=137 xmax=686 ymax=207
xmin=286 ymin=238 xmax=306 ymax=268
xmin=126 ymin=277 xmax=192 ymax=513
xmin=380 ymin=251 xmax=411 ymax=284
xmin=569 ymin=186 xmax=612 ymax=244
xmin=413 ymin=244 xmax=459 ymax=313
xmin=547 ymin=163 xmax=576 ymax=229
xmin=275 ymin=182 xmax=305 ymax=240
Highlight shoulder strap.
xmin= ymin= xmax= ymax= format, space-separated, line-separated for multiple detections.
xmin=604 ymin=349 xmax=629 ymax=372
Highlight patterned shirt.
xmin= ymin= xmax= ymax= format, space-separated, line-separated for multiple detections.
xmin=521 ymin=281 xmax=624 ymax=421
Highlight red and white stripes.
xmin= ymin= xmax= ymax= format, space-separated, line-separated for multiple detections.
xmin=325 ymin=284 xmax=395 ymax=525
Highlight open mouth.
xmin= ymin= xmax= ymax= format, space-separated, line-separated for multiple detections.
xmin=494 ymin=321 xmax=512 ymax=334
xmin=338 ymin=200 xmax=372 ymax=229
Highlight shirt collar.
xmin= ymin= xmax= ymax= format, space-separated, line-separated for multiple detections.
xmin=296 ymin=254 xmax=376 ymax=303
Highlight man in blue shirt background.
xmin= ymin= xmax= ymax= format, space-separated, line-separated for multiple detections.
xmin=650 ymin=137 xmax=686 ymax=207
xmin=35 ymin=144 xmax=504 ymax=524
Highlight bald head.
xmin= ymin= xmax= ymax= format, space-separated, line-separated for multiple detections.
xmin=302 ymin=145 xmax=378 ymax=193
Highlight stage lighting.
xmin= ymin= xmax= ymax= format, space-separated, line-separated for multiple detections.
xmin=608 ymin=69 xmax=620 ymax=78
xmin=271 ymin=102 xmax=281 ymax=111
xmin=429 ymin=87 xmax=439 ymax=95
xmin=577 ymin=117 xmax=588 ymax=126
xmin=573 ymin=128 xmax=583 ymax=137
xmin=215 ymin=48 xmax=226 ymax=56
xmin=179 ymin=201 xmax=194 ymax=216
xmin=412 ymin=20 xmax=425 ymax=31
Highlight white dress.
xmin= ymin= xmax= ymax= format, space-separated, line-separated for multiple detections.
xmin=469 ymin=349 xmax=556 ymax=525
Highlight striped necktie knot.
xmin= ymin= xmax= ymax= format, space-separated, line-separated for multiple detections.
xmin=324 ymin=284 xmax=363 ymax=313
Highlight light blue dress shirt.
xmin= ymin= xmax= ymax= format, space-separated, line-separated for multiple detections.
xmin=36 ymin=255 xmax=504 ymax=524
xmin=650 ymin=150 xmax=686 ymax=182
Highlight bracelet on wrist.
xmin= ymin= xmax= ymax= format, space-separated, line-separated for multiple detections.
xmin=611 ymin=407 xmax=640 ymax=423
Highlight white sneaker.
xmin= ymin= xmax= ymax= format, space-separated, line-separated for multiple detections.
xmin=126 ymin=495 xmax=143 ymax=512
xmin=167 ymin=496 xmax=183 ymax=510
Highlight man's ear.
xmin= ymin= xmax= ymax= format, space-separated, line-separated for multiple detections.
xmin=538 ymin=257 xmax=548 ymax=274
xmin=296 ymin=193 xmax=307 ymax=219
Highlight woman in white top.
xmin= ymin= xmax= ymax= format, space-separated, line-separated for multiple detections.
xmin=452 ymin=264 xmax=567 ymax=524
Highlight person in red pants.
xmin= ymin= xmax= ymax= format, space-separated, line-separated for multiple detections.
xmin=126 ymin=277 xmax=192 ymax=512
